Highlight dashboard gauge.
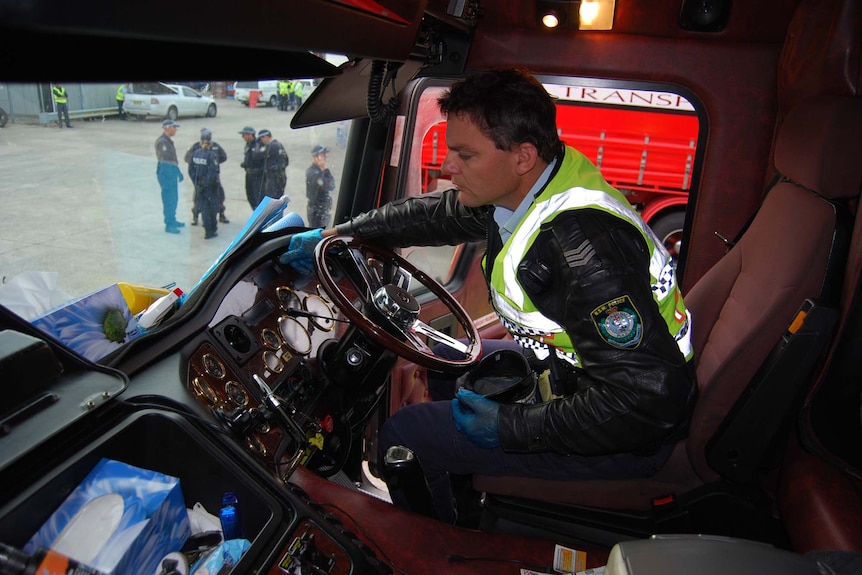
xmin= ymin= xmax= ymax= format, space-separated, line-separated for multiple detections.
xmin=246 ymin=434 xmax=268 ymax=457
xmin=202 ymin=353 xmax=225 ymax=379
xmin=315 ymin=283 xmax=332 ymax=302
xmin=263 ymin=350 xmax=284 ymax=373
xmin=224 ymin=380 xmax=248 ymax=406
xmin=261 ymin=328 xmax=281 ymax=350
xmin=277 ymin=315 xmax=312 ymax=355
xmin=276 ymin=286 xmax=300 ymax=311
xmin=304 ymin=294 xmax=335 ymax=331
xmin=191 ymin=377 xmax=219 ymax=405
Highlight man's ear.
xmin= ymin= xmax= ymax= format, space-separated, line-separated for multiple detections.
xmin=514 ymin=142 xmax=539 ymax=176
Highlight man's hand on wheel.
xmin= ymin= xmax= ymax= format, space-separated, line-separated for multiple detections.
xmin=279 ymin=228 xmax=324 ymax=275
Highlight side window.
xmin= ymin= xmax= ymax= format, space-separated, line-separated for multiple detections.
xmin=400 ymin=79 xmax=702 ymax=294
xmin=548 ymin=84 xmax=699 ymax=263
xmin=399 ymin=86 xmax=459 ymax=288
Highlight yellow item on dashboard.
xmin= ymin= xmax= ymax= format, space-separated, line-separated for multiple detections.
xmin=118 ymin=282 xmax=170 ymax=315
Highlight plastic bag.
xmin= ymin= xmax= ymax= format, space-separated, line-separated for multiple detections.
xmin=0 ymin=271 xmax=72 ymax=320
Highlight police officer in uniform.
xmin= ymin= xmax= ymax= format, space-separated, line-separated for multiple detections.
xmin=278 ymin=69 xmax=695 ymax=525
xmin=184 ymin=128 xmax=229 ymax=225
xmin=239 ymin=126 xmax=266 ymax=209
xmin=154 ymin=119 xmax=185 ymax=233
xmin=305 ymin=145 xmax=335 ymax=228
xmin=188 ymin=131 xmax=221 ymax=239
xmin=258 ymin=129 xmax=288 ymax=201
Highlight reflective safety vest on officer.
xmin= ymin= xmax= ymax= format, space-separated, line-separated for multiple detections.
xmin=486 ymin=146 xmax=693 ymax=368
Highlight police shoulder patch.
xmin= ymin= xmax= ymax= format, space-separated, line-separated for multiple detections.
xmin=590 ymin=295 xmax=643 ymax=349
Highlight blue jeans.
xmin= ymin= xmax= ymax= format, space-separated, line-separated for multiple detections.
xmin=56 ymin=102 xmax=70 ymax=127
xmin=379 ymin=338 xmax=674 ymax=522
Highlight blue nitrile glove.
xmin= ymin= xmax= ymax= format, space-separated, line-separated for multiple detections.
xmin=278 ymin=228 xmax=323 ymax=275
xmin=451 ymin=388 xmax=501 ymax=448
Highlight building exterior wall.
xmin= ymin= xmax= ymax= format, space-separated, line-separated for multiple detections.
xmin=0 ymin=83 xmax=119 ymax=125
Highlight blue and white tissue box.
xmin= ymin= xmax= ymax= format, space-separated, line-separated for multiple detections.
xmin=24 ymin=458 xmax=190 ymax=575
xmin=32 ymin=283 xmax=143 ymax=362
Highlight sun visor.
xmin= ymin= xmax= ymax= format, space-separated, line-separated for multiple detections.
xmin=291 ymin=59 xmax=425 ymax=128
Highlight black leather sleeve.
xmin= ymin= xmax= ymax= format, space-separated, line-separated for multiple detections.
xmin=333 ymin=189 xmax=489 ymax=248
xmin=497 ymin=208 xmax=695 ymax=455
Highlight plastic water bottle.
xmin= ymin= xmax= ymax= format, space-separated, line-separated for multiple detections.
xmin=219 ymin=491 xmax=243 ymax=540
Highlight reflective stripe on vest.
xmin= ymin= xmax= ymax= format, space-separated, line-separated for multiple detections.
xmin=487 ymin=146 xmax=693 ymax=363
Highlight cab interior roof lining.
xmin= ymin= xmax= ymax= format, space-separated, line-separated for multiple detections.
xmin=0 ymin=27 xmax=343 ymax=83
xmin=0 ymin=0 xmax=427 ymax=80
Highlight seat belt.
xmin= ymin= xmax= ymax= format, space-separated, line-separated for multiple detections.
xmin=706 ymin=299 xmax=839 ymax=483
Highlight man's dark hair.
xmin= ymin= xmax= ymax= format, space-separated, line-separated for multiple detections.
xmin=437 ymin=68 xmax=560 ymax=163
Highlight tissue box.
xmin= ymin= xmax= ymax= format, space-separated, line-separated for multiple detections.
xmin=24 ymin=458 xmax=190 ymax=575
xmin=32 ymin=283 xmax=143 ymax=362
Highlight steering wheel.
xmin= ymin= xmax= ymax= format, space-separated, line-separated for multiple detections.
xmin=314 ymin=235 xmax=482 ymax=374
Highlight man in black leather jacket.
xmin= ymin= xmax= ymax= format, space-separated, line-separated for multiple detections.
xmin=280 ymin=69 xmax=696 ymax=524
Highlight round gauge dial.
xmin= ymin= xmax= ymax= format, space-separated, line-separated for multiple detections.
xmin=315 ymin=283 xmax=332 ymax=302
xmin=277 ymin=315 xmax=312 ymax=355
xmin=276 ymin=286 xmax=300 ymax=311
xmin=261 ymin=328 xmax=281 ymax=350
xmin=263 ymin=350 xmax=284 ymax=373
xmin=304 ymin=294 xmax=335 ymax=331
xmin=224 ymin=380 xmax=248 ymax=406
xmin=191 ymin=377 xmax=218 ymax=405
xmin=202 ymin=353 xmax=225 ymax=379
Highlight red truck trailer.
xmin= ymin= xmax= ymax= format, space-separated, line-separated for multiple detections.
xmin=421 ymin=87 xmax=700 ymax=260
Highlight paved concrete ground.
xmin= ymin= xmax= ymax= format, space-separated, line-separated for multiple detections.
xmin=0 ymin=99 xmax=348 ymax=307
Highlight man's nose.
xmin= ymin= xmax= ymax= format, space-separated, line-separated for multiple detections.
xmin=441 ymin=152 xmax=459 ymax=176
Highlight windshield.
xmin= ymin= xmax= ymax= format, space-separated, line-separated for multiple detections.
xmin=0 ymin=73 xmax=350 ymax=361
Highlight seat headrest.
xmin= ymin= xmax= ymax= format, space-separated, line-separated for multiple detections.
xmin=774 ymin=95 xmax=862 ymax=199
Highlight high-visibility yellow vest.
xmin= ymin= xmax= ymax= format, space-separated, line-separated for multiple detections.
xmin=486 ymin=146 xmax=692 ymax=365
xmin=52 ymin=86 xmax=67 ymax=104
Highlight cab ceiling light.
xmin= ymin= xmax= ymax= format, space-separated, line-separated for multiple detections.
xmin=538 ymin=0 xmax=580 ymax=29
xmin=579 ymin=0 xmax=615 ymax=30
xmin=538 ymin=0 xmax=614 ymax=30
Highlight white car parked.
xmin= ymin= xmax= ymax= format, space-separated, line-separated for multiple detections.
xmin=124 ymin=82 xmax=217 ymax=120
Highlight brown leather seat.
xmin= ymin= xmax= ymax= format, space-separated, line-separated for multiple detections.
xmin=474 ymin=95 xmax=862 ymax=543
